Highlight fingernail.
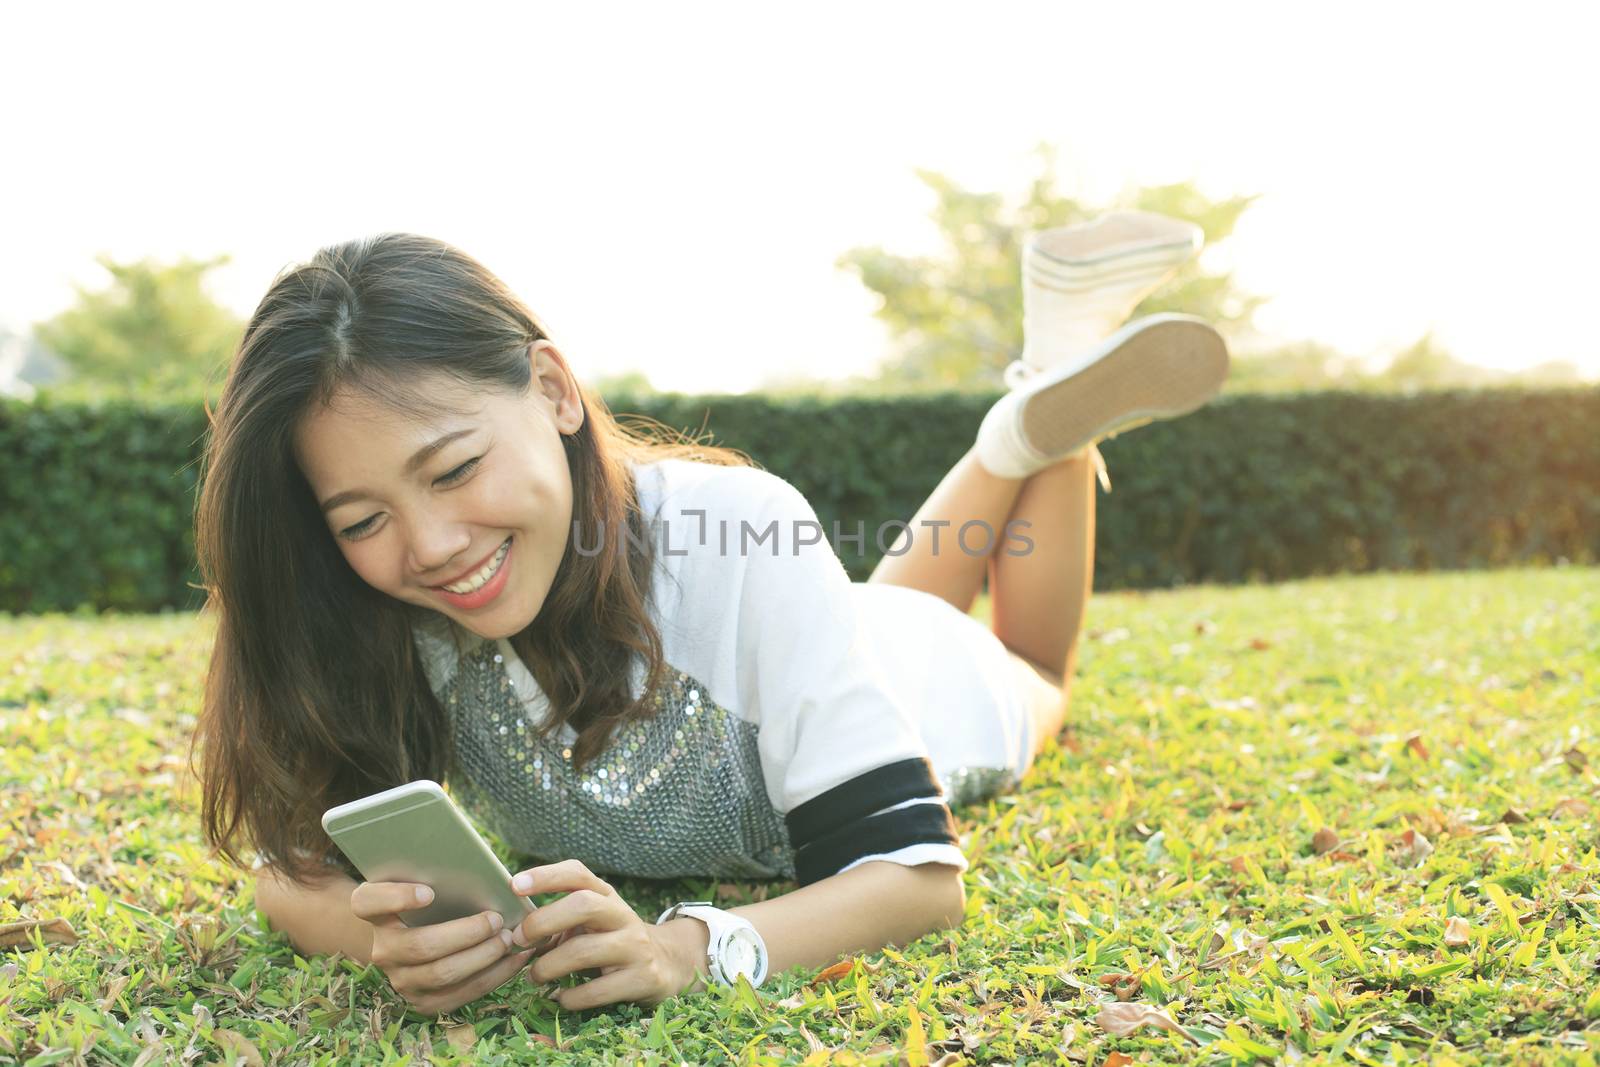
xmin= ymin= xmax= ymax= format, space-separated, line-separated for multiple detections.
xmin=415 ymin=886 xmax=434 ymax=904
xmin=512 ymin=873 xmax=533 ymax=893
xmin=512 ymin=925 xmax=530 ymax=948
xmin=488 ymin=912 xmax=503 ymax=931
xmin=500 ymin=929 xmax=514 ymax=947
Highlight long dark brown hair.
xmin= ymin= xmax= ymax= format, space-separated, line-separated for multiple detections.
xmin=191 ymin=232 xmax=753 ymax=885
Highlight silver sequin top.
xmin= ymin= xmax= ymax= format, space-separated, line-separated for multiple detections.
xmin=435 ymin=632 xmax=795 ymax=880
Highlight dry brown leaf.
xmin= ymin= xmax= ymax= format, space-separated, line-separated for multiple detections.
xmin=99 ymin=974 xmax=132 ymax=1011
xmin=444 ymin=1022 xmax=477 ymax=1052
xmin=1093 ymin=1001 xmax=1196 ymax=1043
xmin=1096 ymin=972 xmax=1142 ymax=1001
xmin=929 ymin=1055 xmax=964 ymax=1067
xmin=1248 ymin=638 xmax=1273 ymax=651
xmin=1404 ymin=733 xmax=1431 ymax=760
xmin=1499 ymin=808 xmax=1530 ymax=825
xmin=1563 ymin=747 xmax=1588 ymax=773
xmin=798 ymin=1022 xmax=825 ymax=1053
xmin=131 ymin=1045 xmax=167 ymax=1067
xmin=1392 ymin=828 xmax=1433 ymax=868
xmin=211 ymin=1029 xmax=264 ymax=1067
xmin=1104 ymin=1053 xmax=1134 ymax=1067
xmin=0 ymin=917 xmax=78 ymax=948
xmin=1312 ymin=828 xmax=1341 ymax=855
xmin=810 ymin=959 xmax=855 ymax=985
xmin=1442 ymin=915 xmax=1472 ymax=946
xmin=1328 ymin=850 xmax=1364 ymax=862
xmin=1552 ymin=797 xmax=1589 ymax=818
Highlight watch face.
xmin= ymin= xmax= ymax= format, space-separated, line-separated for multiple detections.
xmin=719 ymin=928 xmax=764 ymax=980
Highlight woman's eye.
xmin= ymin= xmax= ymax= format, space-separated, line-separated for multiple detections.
xmin=340 ymin=516 xmax=378 ymax=541
xmin=436 ymin=457 xmax=481 ymax=487
xmin=335 ymin=457 xmax=480 ymax=541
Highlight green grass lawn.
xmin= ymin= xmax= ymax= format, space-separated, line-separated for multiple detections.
xmin=3 ymin=566 xmax=1598 ymax=1065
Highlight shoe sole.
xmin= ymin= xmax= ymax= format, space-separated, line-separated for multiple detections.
xmin=1018 ymin=317 xmax=1229 ymax=458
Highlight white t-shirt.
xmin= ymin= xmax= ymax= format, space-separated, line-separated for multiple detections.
xmin=411 ymin=457 xmax=985 ymax=884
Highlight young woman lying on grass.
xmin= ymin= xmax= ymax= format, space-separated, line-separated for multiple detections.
xmin=192 ymin=223 xmax=1227 ymax=1014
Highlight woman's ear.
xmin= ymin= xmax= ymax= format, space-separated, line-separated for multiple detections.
xmin=529 ymin=341 xmax=585 ymax=435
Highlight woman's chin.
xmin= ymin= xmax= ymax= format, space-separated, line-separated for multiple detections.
xmin=451 ymin=594 xmax=543 ymax=641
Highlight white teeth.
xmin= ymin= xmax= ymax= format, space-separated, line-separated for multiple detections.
xmin=442 ymin=538 xmax=510 ymax=594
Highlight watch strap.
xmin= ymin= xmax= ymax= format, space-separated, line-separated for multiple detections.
xmin=655 ymin=901 xmax=768 ymax=987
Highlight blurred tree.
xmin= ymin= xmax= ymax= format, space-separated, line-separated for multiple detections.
xmin=1514 ymin=360 xmax=1585 ymax=386
xmin=33 ymin=253 xmax=242 ymax=401
xmin=1377 ymin=332 xmax=1591 ymax=391
xmin=1223 ymin=340 xmax=1373 ymax=394
xmin=1381 ymin=331 xmax=1495 ymax=390
xmin=588 ymin=369 xmax=658 ymax=397
xmin=837 ymin=147 xmax=1265 ymax=392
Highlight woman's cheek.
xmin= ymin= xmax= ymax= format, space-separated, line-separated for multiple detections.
xmin=341 ymin=540 xmax=392 ymax=594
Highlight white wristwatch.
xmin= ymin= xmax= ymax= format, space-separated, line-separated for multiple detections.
xmin=656 ymin=901 xmax=769 ymax=988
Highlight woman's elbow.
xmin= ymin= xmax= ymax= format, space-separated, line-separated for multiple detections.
xmin=254 ymin=868 xmax=285 ymax=927
xmin=909 ymin=863 xmax=966 ymax=934
xmin=934 ymin=867 xmax=967 ymax=930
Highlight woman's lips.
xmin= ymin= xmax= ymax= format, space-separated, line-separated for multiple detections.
xmin=430 ymin=537 xmax=511 ymax=589
xmin=431 ymin=536 xmax=514 ymax=611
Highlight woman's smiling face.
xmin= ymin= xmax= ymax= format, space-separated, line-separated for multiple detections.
xmin=293 ymin=341 xmax=584 ymax=640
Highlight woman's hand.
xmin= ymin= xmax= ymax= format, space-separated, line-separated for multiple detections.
xmin=349 ymin=881 xmax=535 ymax=1016
xmin=508 ymin=860 xmax=708 ymax=1010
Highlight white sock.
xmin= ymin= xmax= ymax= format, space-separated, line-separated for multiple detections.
xmin=1021 ymin=213 xmax=1202 ymax=374
xmin=973 ymin=391 xmax=1039 ymax=479
xmin=973 ymin=391 xmax=1109 ymax=488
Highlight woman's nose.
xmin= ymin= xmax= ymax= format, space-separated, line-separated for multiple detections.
xmin=406 ymin=514 xmax=474 ymax=579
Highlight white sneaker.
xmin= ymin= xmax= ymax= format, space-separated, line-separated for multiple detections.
xmin=975 ymin=313 xmax=1229 ymax=480
xmin=1006 ymin=211 xmax=1204 ymax=391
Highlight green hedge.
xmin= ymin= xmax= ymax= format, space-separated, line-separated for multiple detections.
xmin=3 ymin=388 xmax=1596 ymax=613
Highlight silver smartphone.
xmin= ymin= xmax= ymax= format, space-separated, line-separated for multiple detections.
xmin=322 ymin=780 xmax=536 ymax=929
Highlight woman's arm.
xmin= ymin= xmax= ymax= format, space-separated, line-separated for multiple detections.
xmin=658 ymin=860 xmax=967 ymax=988
xmin=254 ymin=864 xmax=375 ymax=963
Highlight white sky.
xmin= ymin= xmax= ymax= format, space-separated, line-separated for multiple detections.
xmin=4 ymin=1 xmax=1597 ymax=394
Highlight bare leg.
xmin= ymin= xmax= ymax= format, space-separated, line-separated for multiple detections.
xmin=986 ymin=448 xmax=1095 ymax=691
xmin=866 ymin=449 xmax=1026 ymax=617
xmin=868 ymin=447 xmax=1097 ymax=757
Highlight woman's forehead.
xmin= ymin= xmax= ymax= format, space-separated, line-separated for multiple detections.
xmin=294 ymin=379 xmax=487 ymax=467
xmin=312 ymin=372 xmax=490 ymax=428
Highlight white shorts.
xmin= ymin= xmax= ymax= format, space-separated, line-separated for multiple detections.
xmin=849 ymin=582 xmax=1036 ymax=804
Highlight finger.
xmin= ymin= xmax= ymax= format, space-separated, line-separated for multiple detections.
xmin=381 ymin=910 xmax=509 ymax=967
xmin=512 ymin=889 xmax=631 ymax=948
xmin=350 ymin=882 xmax=436 ymax=925
xmin=411 ymin=948 xmax=535 ymax=1016
xmin=533 ymin=927 xmax=577 ymax=957
xmin=393 ymin=924 xmax=517 ymax=992
xmin=528 ymin=929 xmax=639 ymax=984
xmin=509 ymin=859 xmax=613 ymax=898
xmin=555 ymin=966 xmax=659 ymax=1012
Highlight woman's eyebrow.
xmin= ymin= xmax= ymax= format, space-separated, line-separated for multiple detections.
xmin=401 ymin=428 xmax=475 ymax=476
xmin=318 ymin=428 xmax=475 ymax=514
